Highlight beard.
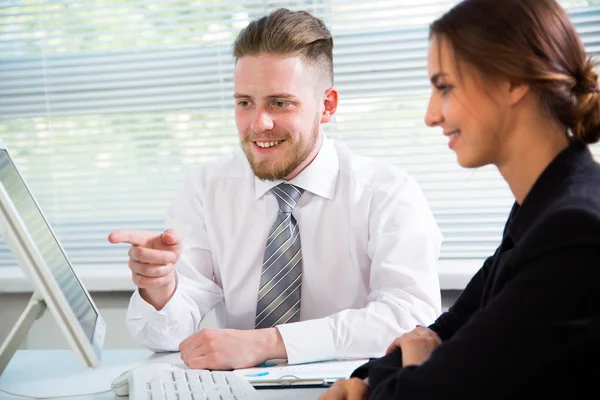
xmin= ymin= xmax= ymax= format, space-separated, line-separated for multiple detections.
xmin=241 ymin=116 xmax=320 ymax=181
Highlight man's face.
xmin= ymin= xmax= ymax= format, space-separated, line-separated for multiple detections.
xmin=234 ymin=54 xmax=323 ymax=181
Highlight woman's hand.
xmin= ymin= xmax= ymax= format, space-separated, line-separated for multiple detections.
xmin=386 ymin=326 xmax=442 ymax=366
xmin=318 ymin=378 xmax=368 ymax=400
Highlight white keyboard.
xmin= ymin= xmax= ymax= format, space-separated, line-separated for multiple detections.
xmin=128 ymin=363 xmax=262 ymax=400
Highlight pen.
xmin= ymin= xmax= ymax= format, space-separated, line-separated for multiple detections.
xmin=255 ymin=362 xmax=278 ymax=368
xmin=250 ymin=379 xmax=330 ymax=388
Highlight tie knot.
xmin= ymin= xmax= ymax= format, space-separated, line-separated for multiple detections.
xmin=272 ymin=183 xmax=304 ymax=213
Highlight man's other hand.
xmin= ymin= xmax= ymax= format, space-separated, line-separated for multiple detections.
xmin=178 ymin=328 xmax=287 ymax=370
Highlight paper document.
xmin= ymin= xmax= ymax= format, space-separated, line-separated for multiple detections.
xmin=233 ymin=358 xmax=369 ymax=386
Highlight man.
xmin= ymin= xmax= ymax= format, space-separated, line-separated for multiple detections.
xmin=109 ymin=8 xmax=442 ymax=370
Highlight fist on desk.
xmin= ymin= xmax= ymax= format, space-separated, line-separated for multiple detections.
xmin=178 ymin=327 xmax=286 ymax=370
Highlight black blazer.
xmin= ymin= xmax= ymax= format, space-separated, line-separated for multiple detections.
xmin=352 ymin=139 xmax=600 ymax=399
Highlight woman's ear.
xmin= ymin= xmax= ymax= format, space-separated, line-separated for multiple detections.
xmin=508 ymin=81 xmax=530 ymax=106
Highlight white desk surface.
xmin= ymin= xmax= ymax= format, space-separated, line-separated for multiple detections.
xmin=0 ymin=349 xmax=327 ymax=399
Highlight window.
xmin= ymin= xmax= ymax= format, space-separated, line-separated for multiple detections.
xmin=1 ymin=0 xmax=599 ymax=274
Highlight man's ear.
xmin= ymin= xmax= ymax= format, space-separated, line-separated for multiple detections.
xmin=321 ymin=87 xmax=339 ymax=124
xmin=508 ymin=81 xmax=530 ymax=106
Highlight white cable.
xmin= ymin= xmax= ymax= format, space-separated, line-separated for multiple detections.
xmin=0 ymin=387 xmax=112 ymax=399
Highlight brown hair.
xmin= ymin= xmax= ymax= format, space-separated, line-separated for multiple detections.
xmin=233 ymin=8 xmax=334 ymax=86
xmin=430 ymin=0 xmax=600 ymax=144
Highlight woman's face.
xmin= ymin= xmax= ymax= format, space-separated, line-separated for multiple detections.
xmin=425 ymin=36 xmax=514 ymax=168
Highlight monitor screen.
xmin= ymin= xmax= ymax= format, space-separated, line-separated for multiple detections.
xmin=0 ymin=150 xmax=97 ymax=340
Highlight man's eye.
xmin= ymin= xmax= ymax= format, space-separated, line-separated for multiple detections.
xmin=273 ymin=101 xmax=287 ymax=108
xmin=237 ymin=101 xmax=249 ymax=107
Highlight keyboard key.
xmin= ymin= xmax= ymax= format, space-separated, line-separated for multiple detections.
xmin=186 ymin=371 xmax=201 ymax=384
xmin=190 ymin=382 xmax=204 ymax=392
xmin=176 ymin=381 xmax=190 ymax=392
xmin=173 ymin=369 xmax=187 ymax=383
xmin=149 ymin=380 xmax=166 ymax=400
xmin=165 ymin=390 xmax=178 ymax=400
xmin=178 ymin=391 xmax=193 ymax=400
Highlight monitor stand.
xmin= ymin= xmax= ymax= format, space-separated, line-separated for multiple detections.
xmin=0 ymin=292 xmax=46 ymax=375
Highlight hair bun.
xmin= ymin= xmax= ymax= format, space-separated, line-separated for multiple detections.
xmin=571 ymin=58 xmax=600 ymax=144
xmin=573 ymin=59 xmax=600 ymax=94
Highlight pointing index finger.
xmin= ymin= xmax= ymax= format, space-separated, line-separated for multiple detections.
xmin=108 ymin=229 xmax=155 ymax=247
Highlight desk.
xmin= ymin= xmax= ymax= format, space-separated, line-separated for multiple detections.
xmin=0 ymin=350 xmax=327 ymax=399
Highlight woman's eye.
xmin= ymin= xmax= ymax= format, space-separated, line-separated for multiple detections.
xmin=437 ymin=85 xmax=453 ymax=95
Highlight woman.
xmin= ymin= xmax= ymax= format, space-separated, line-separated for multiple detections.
xmin=320 ymin=0 xmax=600 ymax=399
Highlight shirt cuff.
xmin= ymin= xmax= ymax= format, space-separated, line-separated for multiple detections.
xmin=276 ymin=318 xmax=336 ymax=364
xmin=128 ymin=285 xmax=186 ymax=327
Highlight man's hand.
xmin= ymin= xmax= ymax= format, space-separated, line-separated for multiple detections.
xmin=178 ymin=328 xmax=287 ymax=370
xmin=108 ymin=229 xmax=182 ymax=310
xmin=385 ymin=325 xmax=442 ymax=366
xmin=318 ymin=378 xmax=368 ymax=400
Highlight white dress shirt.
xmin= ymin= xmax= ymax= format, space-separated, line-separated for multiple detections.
xmin=126 ymin=136 xmax=443 ymax=365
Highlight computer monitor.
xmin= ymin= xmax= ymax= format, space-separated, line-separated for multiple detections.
xmin=0 ymin=139 xmax=106 ymax=375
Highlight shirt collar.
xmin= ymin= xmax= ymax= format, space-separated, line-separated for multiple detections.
xmin=507 ymin=138 xmax=593 ymax=243
xmin=254 ymin=136 xmax=339 ymax=200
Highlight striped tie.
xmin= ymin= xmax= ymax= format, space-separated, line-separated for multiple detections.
xmin=255 ymin=183 xmax=305 ymax=329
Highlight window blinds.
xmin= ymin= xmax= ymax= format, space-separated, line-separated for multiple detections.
xmin=0 ymin=0 xmax=599 ymax=270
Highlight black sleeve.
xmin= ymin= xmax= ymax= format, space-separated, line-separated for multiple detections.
xmin=428 ymin=254 xmax=495 ymax=341
xmin=430 ymin=202 xmax=515 ymax=341
xmin=367 ymin=209 xmax=600 ymax=399
xmin=350 ymin=349 xmax=403 ymax=379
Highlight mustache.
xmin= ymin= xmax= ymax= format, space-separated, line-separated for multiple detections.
xmin=244 ymin=131 xmax=292 ymax=143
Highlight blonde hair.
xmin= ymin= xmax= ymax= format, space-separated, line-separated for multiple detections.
xmin=233 ymin=8 xmax=334 ymax=86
